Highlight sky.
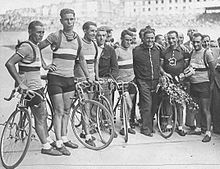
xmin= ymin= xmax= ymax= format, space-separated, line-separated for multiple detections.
xmin=0 ymin=0 xmax=119 ymax=14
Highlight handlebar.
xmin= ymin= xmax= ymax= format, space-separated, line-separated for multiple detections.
xmin=4 ymin=88 xmax=17 ymax=101
xmin=4 ymin=87 xmax=44 ymax=102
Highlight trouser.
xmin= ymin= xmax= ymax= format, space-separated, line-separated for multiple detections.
xmin=184 ymin=82 xmax=196 ymax=128
xmin=130 ymin=92 xmax=137 ymax=122
xmin=211 ymin=81 xmax=220 ymax=133
xmin=136 ymin=79 xmax=159 ymax=133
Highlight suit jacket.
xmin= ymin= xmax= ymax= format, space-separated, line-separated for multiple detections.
xmin=98 ymin=44 xmax=119 ymax=80
xmin=211 ymin=48 xmax=220 ymax=89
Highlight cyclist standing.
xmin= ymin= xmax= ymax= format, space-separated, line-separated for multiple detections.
xmin=115 ymin=29 xmax=137 ymax=135
xmin=74 ymin=21 xmax=98 ymax=81
xmin=5 ymin=21 xmax=61 ymax=156
xmin=39 ymin=9 xmax=91 ymax=155
xmin=160 ymin=30 xmax=190 ymax=136
xmin=74 ymin=21 xmax=98 ymax=146
xmin=186 ymin=33 xmax=215 ymax=142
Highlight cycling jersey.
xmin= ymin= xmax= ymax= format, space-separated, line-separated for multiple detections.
xmin=115 ymin=46 xmax=134 ymax=82
xmin=74 ymin=38 xmax=97 ymax=80
xmin=46 ymin=31 xmax=80 ymax=77
xmin=17 ymin=40 xmax=42 ymax=90
xmin=190 ymin=48 xmax=214 ymax=83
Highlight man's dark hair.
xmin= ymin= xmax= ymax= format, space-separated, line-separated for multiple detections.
xmin=217 ymin=37 xmax=220 ymax=41
xmin=143 ymin=28 xmax=155 ymax=37
xmin=202 ymin=34 xmax=210 ymax=41
xmin=128 ymin=27 xmax=137 ymax=33
xmin=60 ymin=8 xmax=75 ymax=18
xmin=155 ymin=34 xmax=163 ymax=42
xmin=97 ymin=26 xmax=107 ymax=32
xmin=28 ymin=20 xmax=43 ymax=31
xmin=167 ymin=30 xmax=178 ymax=38
xmin=82 ymin=21 xmax=97 ymax=31
xmin=121 ymin=29 xmax=133 ymax=39
xmin=139 ymin=28 xmax=146 ymax=39
xmin=193 ymin=32 xmax=203 ymax=40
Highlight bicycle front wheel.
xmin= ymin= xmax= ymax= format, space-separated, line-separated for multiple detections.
xmin=71 ymin=99 xmax=115 ymax=150
xmin=45 ymin=95 xmax=53 ymax=132
xmin=157 ymin=99 xmax=177 ymax=139
xmin=121 ymin=96 xmax=128 ymax=143
xmin=0 ymin=108 xmax=32 ymax=169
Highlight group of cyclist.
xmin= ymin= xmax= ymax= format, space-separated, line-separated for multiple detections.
xmin=5 ymin=8 xmax=220 ymax=156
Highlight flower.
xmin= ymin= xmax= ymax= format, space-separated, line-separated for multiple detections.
xmin=157 ymin=76 xmax=199 ymax=110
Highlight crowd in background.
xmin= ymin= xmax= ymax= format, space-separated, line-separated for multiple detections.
xmin=1 ymin=11 xmax=220 ymax=32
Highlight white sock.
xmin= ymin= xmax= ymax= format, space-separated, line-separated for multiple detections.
xmin=61 ymin=136 xmax=69 ymax=143
xmin=206 ymin=131 xmax=211 ymax=137
xmin=42 ymin=142 xmax=51 ymax=149
xmin=195 ymin=127 xmax=201 ymax=132
xmin=56 ymin=140 xmax=63 ymax=148
xmin=178 ymin=126 xmax=183 ymax=130
xmin=86 ymin=134 xmax=92 ymax=140
xmin=47 ymin=136 xmax=54 ymax=144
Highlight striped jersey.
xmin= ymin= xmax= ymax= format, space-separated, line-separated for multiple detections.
xmin=17 ymin=40 xmax=42 ymax=90
xmin=74 ymin=38 xmax=97 ymax=80
xmin=115 ymin=46 xmax=134 ymax=82
xmin=46 ymin=31 xmax=80 ymax=77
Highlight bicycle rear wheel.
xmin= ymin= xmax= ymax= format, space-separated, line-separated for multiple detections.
xmin=45 ymin=95 xmax=53 ymax=132
xmin=0 ymin=108 xmax=32 ymax=169
xmin=157 ymin=99 xmax=177 ymax=139
xmin=121 ymin=97 xmax=128 ymax=143
xmin=71 ymin=99 xmax=115 ymax=150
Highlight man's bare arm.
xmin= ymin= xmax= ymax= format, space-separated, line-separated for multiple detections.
xmin=5 ymin=54 xmax=27 ymax=89
xmin=78 ymin=51 xmax=90 ymax=79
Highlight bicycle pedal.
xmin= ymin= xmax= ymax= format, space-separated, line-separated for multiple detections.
xmin=31 ymin=134 xmax=39 ymax=141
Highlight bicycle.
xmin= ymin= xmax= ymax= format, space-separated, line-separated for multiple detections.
xmin=0 ymin=87 xmax=44 ymax=169
xmin=92 ymin=79 xmax=114 ymax=116
xmin=70 ymin=80 xmax=115 ymax=150
xmin=112 ymin=80 xmax=137 ymax=143
xmin=157 ymin=92 xmax=178 ymax=139
xmin=41 ymin=75 xmax=53 ymax=132
xmin=156 ymin=76 xmax=182 ymax=139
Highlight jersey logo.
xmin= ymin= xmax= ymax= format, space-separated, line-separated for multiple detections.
xmin=168 ymin=57 xmax=177 ymax=66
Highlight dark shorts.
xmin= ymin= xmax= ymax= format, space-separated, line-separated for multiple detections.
xmin=128 ymin=83 xmax=138 ymax=94
xmin=47 ymin=74 xmax=76 ymax=96
xmin=26 ymin=88 xmax=44 ymax=107
xmin=190 ymin=82 xmax=210 ymax=98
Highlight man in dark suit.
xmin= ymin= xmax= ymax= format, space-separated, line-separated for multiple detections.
xmin=211 ymin=47 xmax=220 ymax=134
xmin=95 ymin=27 xmax=119 ymax=80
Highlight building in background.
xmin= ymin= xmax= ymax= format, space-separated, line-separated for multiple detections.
xmin=120 ymin=0 xmax=220 ymax=17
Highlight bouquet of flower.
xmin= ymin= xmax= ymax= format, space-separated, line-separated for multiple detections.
xmin=157 ymin=76 xmax=199 ymax=110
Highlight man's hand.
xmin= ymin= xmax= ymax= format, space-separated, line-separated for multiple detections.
xmin=179 ymin=73 xmax=185 ymax=81
xmin=46 ymin=63 xmax=57 ymax=72
xmin=86 ymin=77 xmax=93 ymax=85
xmin=184 ymin=66 xmax=195 ymax=77
xmin=18 ymin=83 xmax=28 ymax=91
xmin=164 ymin=72 xmax=173 ymax=79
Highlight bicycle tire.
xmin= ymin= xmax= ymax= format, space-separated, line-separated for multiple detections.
xmin=71 ymin=99 xmax=115 ymax=150
xmin=45 ymin=96 xmax=53 ymax=131
xmin=0 ymin=108 xmax=32 ymax=169
xmin=121 ymin=97 xmax=128 ymax=143
xmin=70 ymin=99 xmax=81 ymax=128
xmin=99 ymin=95 xmax=113 ymax=116
xmin=157 ymin=99 xmax=177 ymax=139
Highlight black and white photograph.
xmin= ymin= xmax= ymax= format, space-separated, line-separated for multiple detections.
xmin=0 ymin=0 xmax=220 ymax=168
